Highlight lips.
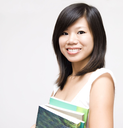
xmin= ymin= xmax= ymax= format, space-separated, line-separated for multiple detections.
xmin=66 ymin=48 xmax=81 ymax=55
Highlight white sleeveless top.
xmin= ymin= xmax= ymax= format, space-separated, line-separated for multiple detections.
xmin=52 ymin=68 xmax=115 ymax=128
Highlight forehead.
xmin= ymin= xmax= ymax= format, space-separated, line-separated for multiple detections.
xmin=66 ymin=17 xmax=89 ymax=30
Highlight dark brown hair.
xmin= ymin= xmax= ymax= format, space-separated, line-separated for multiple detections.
xmin=52 ymin=3 xmax=106 ymax=90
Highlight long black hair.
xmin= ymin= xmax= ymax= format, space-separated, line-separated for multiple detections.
xmin=52 ymin=3 xmax=106 ymax=90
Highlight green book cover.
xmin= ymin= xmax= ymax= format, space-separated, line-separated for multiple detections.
xmin=49 ymin=97 xmax=89 ymax=128
xmin=36 ymin=105 xmax=84 ymax=128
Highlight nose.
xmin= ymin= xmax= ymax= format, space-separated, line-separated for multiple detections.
xmin=67 ymin=33 xmax=78 ymax=44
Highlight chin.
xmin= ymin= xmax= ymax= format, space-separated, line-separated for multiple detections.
xmin=67 ymin=58 xmax=81 ymax=63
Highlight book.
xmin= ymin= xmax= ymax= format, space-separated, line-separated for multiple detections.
xmin=49 ymin=97 xmax=89 ymax=128
xmin=49 ymin=97 xmax=89 ymax=123
xmin=36 ymin=104 xmax=85 ymax=128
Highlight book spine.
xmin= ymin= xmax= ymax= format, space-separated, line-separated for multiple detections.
xmin=77 ymin=122 xmax=84 ymax=128
xmin=80 ymin=122 xmax=84 ymax=128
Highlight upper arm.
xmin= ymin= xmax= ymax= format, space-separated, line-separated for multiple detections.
xmin=89 ymin=73 xmax=115 ymax=128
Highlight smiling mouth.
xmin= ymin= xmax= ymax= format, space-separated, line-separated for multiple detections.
xmin=67 ymin=48 xmax=81 ymax=54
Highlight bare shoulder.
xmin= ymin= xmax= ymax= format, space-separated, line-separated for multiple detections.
xmin=91 ymin=72 xmax=115 ymax=95
xmin=90 ymin=72 xmax=115 ymax=106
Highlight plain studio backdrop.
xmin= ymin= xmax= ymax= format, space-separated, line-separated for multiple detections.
xmin=0 ymin=0 xmax=122 ymax=127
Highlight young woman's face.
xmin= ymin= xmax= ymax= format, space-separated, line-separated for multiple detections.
xmin=59 ymin=17 xmax=94 ymax=64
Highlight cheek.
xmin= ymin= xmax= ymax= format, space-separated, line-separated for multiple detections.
xmin=81 ymin=36 xmax=94 ymax=55
xmin=83 ymin=35 xmax=93 ymax=47
xmin=87 ymin=40 xmax=94 ymax=53
xmin=89 ymin=38 xmax=94 ymax=50
xmin=59 ymin=38 xmax=62 ymax=51
xmin=59 ymin=38 xmax=66 ymax=49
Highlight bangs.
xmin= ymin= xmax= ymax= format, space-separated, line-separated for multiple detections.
xmin=55 ymin=4 xmax=86 ymax=36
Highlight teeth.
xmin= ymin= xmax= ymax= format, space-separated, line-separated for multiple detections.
xmin=68 ymin=49 xmax=80 ymax=52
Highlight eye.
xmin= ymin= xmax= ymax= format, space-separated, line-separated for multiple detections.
xmin=61 ymin=32 xmax=68 ymax=35
xmin=77 ymin=31 xmax=85 ymax=34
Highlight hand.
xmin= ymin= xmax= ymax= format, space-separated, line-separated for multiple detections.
xmin=31 ymin=124 xmax=36 ymax=128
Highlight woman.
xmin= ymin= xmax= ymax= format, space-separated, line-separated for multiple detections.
xmin=31 ymin=3 xmax=115 ymax=128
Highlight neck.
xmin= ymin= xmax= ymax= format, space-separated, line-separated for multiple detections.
xmin=71 ymin=59 xmax=89 ymax=75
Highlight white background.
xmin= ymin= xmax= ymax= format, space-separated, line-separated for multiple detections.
xmin=0 ymin=0 xmax=122 ymax=127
